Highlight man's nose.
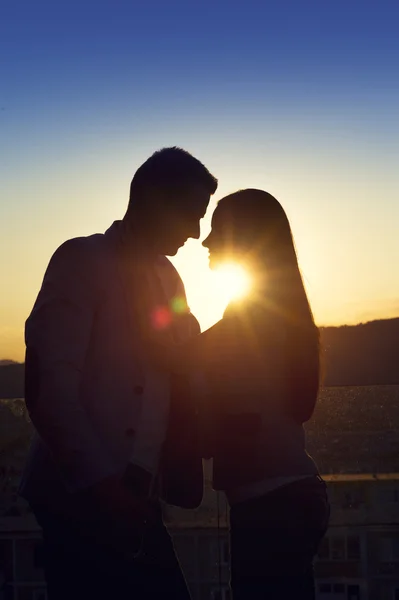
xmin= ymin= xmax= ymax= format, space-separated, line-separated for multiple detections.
xmin=202 ymin=234 xmax=210 ymax=248
xmin=190 ymin=222 xmax=201 ymax=240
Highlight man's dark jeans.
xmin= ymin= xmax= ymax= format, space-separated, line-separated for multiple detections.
xmin=229 ymin=476 xmax=330 ymax=600
xmin=32 ymin=505 xmax=191 ymax=600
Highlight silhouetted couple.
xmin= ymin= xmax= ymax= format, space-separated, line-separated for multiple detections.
xmin=20 ymin=148 xmax=330 ymax=600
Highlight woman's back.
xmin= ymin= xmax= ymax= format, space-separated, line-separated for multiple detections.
xmin=199 ymin=188 xmax=329 ymax=599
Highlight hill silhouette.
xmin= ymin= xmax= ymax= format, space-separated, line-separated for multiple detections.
xmin=0 ymin=362 xmax=24 ymax=399
xmin=320 ymin=317 xmax=399 ymax=386
xmin=0 ymin=317 xmax=398 ymax=398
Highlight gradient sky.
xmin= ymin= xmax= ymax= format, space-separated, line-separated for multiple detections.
xmin=1 ymin=0 xmax=399 ymax=361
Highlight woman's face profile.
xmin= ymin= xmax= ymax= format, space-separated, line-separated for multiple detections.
xmin=202 ymin=206 xmax=237 ymax=269
xmin=203 ymin=203 xmax=259 ymax=270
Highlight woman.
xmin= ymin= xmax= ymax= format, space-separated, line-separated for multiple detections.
xmin=153 ymin=189 xmax=330 ymax=599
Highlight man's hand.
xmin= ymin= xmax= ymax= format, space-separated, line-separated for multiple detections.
xmin=85 ymin=474 xmax=158 ymax=555
xmin=90 ymin=473 xmax=157 ymax=522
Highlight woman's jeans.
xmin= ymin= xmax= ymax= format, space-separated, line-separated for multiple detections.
xmin=229 ymin=475 xmax=330 ymax=600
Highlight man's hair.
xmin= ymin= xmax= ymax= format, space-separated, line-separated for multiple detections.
xmin=127 ymin=147 xmax=218 ymax=213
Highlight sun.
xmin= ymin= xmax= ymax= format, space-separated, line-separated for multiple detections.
xmin=170 ymin=252 xmax=253 ymax=331
xmin=213 ymin=263 xmax=251 ymax=302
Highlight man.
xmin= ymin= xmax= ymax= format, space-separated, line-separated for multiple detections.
xmin=19 ymin=147 xmax=218 ymax=599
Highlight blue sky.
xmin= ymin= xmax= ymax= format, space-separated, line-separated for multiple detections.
xmin=1 ymin=0 xmax=399 ymax=359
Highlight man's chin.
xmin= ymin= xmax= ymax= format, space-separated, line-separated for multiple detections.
xmin=165 ymin=245 xmax=181 ymax=257
xmin=166 ymin=238 xmax=190 ymax=256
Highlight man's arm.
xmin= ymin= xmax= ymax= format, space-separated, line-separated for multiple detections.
xmin=25 ymin=239 xmax=117 ymax=493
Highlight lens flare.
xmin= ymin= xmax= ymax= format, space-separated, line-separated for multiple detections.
xmin=170 ymin=296 xmax=188 ymax=314
xmin=151 ymin=306 xmax=172 ymax=330
xmin=214 ymin=263 xmax=251 ymax=302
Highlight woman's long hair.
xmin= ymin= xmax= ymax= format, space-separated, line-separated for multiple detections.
xmin=217 ymin=189 xmax=320 ymax=423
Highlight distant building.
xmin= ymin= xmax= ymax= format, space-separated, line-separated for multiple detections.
xmin=314 ymin=474 xmax=399 ymax=600
xmin=168 ymin=473 xmax=399 ymax=600
xmin=0 ymin=515 xmax=46 ymax=600
xmin=2 ymin=474 xmax=399 ymax=600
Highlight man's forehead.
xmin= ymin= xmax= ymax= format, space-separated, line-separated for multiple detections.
xmin=180 ymin=185 xmax=211 ymax=213
xmin=186 ymin=183 xmax=211 ymax=201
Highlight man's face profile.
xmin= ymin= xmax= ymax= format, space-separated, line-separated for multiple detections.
xmin=157 ymin=185 xmax=210 ymax=256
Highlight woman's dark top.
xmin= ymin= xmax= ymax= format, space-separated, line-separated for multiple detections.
xmin=191 ymin=296 xmax=319 ymax=494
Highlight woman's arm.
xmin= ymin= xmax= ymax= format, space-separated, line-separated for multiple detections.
xmin=286 ymin=323 xmax=320 ymax=424
xmin=146 ymin=318 xmax=227 ymax=374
